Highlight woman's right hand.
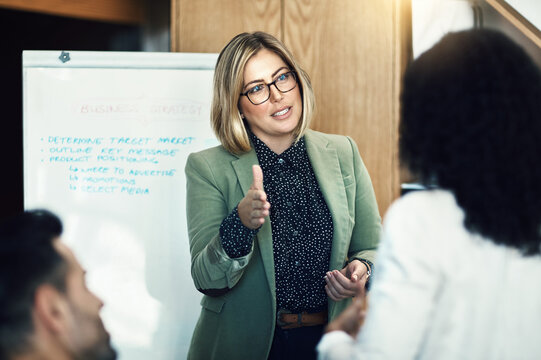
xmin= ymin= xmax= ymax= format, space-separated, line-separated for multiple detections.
xmin=238 ymin=165 xmax=270 ymax=229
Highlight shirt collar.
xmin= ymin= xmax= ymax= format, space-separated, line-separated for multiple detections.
xmin=249 ymin=132 xmax=307 ymax=170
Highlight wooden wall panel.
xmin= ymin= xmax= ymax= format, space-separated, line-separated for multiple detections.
xmin=284 ymin=0 xmax=408 ymax=215
xmin=395 ymin=1 xmax=414 ymax=187
xmin=171 ymin=0 xmax=281 ymax=53
xmin=0 ymin=0 xmax=144 ymax=24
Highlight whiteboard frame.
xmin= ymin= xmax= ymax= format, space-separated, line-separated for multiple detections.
xmin=23 ymin=50 xmax=218 ymax=70
xmin=22 ymin=50 xmax=219 ymax=360
xmin=22 ymin=50 xmax=219 ymax=205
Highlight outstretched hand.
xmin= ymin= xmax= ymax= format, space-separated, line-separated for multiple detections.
xmin=238 ymin=165 xmax=270 ymax=229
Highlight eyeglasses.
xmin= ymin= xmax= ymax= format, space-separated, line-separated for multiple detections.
xmin=240 ymin=71 xmax=297 ymax=105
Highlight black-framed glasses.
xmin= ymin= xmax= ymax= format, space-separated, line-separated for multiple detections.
xmin=240 ymin=71 xmax=297 ymax=105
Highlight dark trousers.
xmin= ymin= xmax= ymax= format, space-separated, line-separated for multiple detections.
xmin=267 ymin=324 xmax=325 ymax=360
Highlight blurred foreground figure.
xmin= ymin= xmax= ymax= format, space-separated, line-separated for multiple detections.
xmin=0 ymin=210 xmax=117 ymax=360
xmin=318 ymin=29 xmax=541 ymax=360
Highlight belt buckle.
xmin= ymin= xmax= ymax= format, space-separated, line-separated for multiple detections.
xmin=276 ymin=308 xmax=293 ymax=327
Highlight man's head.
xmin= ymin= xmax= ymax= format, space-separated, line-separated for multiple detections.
xmin=0 ymin=210 xmax=116 ymax=360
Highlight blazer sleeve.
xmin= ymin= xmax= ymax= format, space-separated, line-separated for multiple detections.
xmin=346 ymin=136 xmax=382 ymax=264
xmin=185 ymin=152 xmax=254 ymax=296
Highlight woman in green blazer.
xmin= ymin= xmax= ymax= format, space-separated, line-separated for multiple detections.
xmin=185 ymin=32 xmax=381 ymax=360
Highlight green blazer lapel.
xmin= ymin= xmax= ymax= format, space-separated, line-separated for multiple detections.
xmin=305 ymin=131 xmax=350 ymax=271
xmin=231 ymin=148 xmax=258 ymax=195
xmin=231 ymin=149 xmax=276 ymax=300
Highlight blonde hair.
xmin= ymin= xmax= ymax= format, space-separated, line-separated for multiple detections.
xmin=211 ymin=31 xmax=315 ymax=154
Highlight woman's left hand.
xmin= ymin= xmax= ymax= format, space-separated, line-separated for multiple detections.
xmin=324 ymin=260 xmax=368 ymax=301
xmin=325 ymin=295 xmax=367 ymax=337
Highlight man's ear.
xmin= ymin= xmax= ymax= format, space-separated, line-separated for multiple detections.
xmin=34 ymin=284 xmax=70 ymax=334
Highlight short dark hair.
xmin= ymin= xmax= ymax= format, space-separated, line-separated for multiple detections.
xmin=0 ymin=209 xmax=67 ymax=357
xmin=400 ymin=29 xmax=541 ymax=255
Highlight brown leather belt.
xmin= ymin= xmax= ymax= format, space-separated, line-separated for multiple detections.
xmin=276 ymin=309 xmax=328 ymax=329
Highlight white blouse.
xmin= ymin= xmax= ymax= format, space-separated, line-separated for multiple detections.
xmin=318 ymin=190 xmax=541 ymax=360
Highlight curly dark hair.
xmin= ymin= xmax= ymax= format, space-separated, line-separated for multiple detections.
xmin=400 ymin=29 xmax=541 ymax=255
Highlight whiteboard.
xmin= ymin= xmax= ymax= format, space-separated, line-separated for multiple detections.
xmin=23 ymin=51 xmax=219 ymax=360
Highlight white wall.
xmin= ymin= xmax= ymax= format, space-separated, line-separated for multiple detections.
xmin=412 ymin=0 xmax=541 ymax=66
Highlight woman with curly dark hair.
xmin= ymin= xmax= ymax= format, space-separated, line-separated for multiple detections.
xmin=317 ymin=29 xmax=541 ymax=359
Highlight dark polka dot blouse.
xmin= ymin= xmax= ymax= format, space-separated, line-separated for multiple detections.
xmin=220 ymin=133 xmax=333 ymax=313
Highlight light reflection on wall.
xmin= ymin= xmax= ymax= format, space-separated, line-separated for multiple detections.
xmin=412 ymin=0 xmax=474 ymax=58
xmin=64 ymin=214 xmax=161 ymax=350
